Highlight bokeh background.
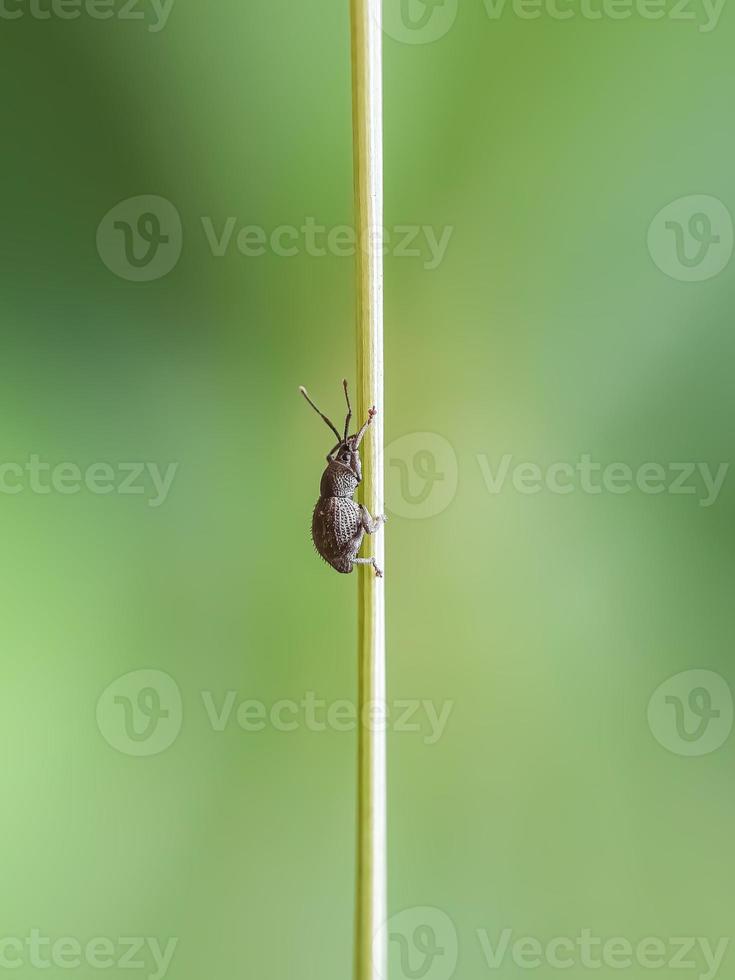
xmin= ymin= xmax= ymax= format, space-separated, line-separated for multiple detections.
xmin=1 ymin=0 xmax=734 ymax=977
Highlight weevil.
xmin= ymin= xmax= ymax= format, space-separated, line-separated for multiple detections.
xmin=299 ymin=380 xmax=386 ymax=577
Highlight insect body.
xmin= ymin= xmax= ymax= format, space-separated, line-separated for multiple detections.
xmin=300 ymin=380 xmax=386 ymax=577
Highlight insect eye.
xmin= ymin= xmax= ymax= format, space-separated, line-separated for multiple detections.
xmin=341 ymin=452 xmax=350 ymax=462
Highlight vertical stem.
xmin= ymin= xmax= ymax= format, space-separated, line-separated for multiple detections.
xmin=350 ymin=2 xmax=386 ymax=980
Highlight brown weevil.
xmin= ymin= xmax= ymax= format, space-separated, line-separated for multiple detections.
xmin=299 ymin=380 xmax=386 ymax=577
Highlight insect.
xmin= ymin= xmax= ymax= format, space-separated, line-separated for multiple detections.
xmin=299 ymin=379 xmax=386 ymax=577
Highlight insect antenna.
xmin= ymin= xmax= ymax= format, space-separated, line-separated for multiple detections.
xmin=352 ymin=406 xmax=376 ymax=448
xmin=299 ymin=386 xmax=342 ymax=442
xmin=342 ymin=378 xmax=352 ymax=441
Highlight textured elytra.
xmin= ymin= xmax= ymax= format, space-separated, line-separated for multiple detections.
xmin=312 ymin=495 xmax=364 ymax=574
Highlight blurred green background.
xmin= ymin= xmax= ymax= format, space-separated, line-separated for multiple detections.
xmin=1 ymin=0 xmax=733 ymax=977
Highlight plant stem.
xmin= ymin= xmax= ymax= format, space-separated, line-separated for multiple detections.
xmin=350 ymin=1 xmax=386 ymax=979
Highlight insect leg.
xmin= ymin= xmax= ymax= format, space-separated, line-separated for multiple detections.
xmin=359 ymin=505 xmax=387 ymax=535
xmin=351 ymin=557 xmax=383 ymax=578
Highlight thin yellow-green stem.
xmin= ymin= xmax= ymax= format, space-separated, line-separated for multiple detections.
xmin=350 ymin=1 xmax=386 ymax=979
